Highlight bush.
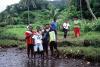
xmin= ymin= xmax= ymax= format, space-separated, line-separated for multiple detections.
xmin=0 ymin=22 xmax=8 ymax=27
xmin=0 ymin=40 xmax=18 ymax=47
xmin=81 ymin=19 xmax=100 ymax=32
xmin=0 ymin=39 xmax=26 ymax=48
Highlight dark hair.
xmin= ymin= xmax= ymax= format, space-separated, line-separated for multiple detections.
xmin=53 ymin=18 xmax=56 ymax=22
xmin=36 ymin=26 xmax=41 ymax=32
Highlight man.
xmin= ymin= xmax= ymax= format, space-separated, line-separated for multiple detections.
xmin=25 ymin=24 xmax=35 ymax=59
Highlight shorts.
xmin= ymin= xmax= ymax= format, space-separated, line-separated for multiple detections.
xmin=50 ymin=41 xmax=57 ymax=49
xmin=34 ymin=43 xmax=43 ymax=52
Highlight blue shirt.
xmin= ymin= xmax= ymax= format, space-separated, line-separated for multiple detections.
xmin=51 ymin=21 xmax=57 ymax=30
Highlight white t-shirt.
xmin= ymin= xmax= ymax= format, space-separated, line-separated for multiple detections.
xmin=63 ymin=22 xmax=70 ymax=29
xmin=32 ymin=33 xmax=42 ymax=44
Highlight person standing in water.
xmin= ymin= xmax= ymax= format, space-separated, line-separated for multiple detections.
xmin=42 ymin=24 xmax=50 ymax=58
xmin=32 ymin=26 xmax=44 ymax=59
xmin=25 ymin=24 xmax=35 ymax=59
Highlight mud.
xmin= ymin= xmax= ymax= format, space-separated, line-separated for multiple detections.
xmin=0 ymin=48 xmax=99 ymax=67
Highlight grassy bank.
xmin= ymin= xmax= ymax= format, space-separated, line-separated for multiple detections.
xmin=59 ymin=47 xmax=100 ymax=62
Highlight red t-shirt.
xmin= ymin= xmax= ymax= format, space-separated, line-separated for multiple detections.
xmin=25 ymin=31 xmax=35 ymax=46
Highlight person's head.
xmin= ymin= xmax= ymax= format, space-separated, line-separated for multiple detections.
xmin=45 ymin=24 xmax=50 ymax=29
xmin=65 ymin=20 xmax=69 ymax=23
xmin=74 ymin=17 xmax=78 ymax=20
xmin=53 ymin=18 xmax=57 ymax=22
xmin=36 ymin=26 xmax=42 ymax=34
xmin=27 ymin=24 xmax=33 ymax=31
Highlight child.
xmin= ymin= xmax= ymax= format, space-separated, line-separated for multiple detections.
xmin=42 ymin=24 xmax=50 ymax=58
xmin=73 ymin=17 xmax=80 ymax=37
xmin=25 ymin=24 xmax=35 ymax=59
xmin=32 ymin=26 xmax=44 ymax=59
xmin=62 ymin=20 xmax=70 ymax=40
xmin=49 ymin=29 xmax=59 ymax=58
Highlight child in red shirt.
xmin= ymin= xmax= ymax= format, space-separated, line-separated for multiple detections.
xmin=25 ymin=24 xmax=35 ymax=58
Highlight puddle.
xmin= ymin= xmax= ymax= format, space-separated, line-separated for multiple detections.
xmin=0 ymin=48 xmax=99 ymax=67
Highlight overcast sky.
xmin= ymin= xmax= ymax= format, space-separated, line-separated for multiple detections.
xmin=0 ymin=0 xmax=55 ymax=13
xmin=0 ymin=0 xmax=20 ymax=13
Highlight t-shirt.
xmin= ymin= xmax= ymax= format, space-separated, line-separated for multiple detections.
xmin=74 ymin=20 xmax=80 ymax=28
xmin=25 ymin=31 xmax=35 ymax=45
xmin=32 ymin=33 xmax=42 ymax=44
xmin=42 ymin=30 xmax=49 ymax=41
xmin=51 ymin=21 xmax=57 ymax=30
xmin=74 ymin=20 xmax=79 ymax=24
xmin=49 ymin=31 xmax=56 ymax=42
xmin=63 ymin=22 xmax=70 ymax=29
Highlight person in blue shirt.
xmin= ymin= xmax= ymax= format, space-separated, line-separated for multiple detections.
xmin=50 ymin=19 xmax=57 ymax=35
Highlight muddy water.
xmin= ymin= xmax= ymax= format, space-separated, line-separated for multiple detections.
xmin=0 ymin=48 xmax=99 ymax=67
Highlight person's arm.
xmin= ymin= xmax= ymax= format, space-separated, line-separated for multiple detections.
xmin=25 ymin=33 xmax=32 ymax=39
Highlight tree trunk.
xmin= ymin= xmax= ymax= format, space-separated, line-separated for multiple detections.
xmin=28 ymin=6 xmax=30 ymax=24
xmin=80 ymin=0 xmax=83 ymax=19
xmin=85 ymin=0 xmax=97 ymax=20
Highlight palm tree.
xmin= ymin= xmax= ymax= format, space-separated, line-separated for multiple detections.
xmin=85 ymin=0 xmax=97 ymax=20
xmin=19 ymin=0 xmax=36 ymax=24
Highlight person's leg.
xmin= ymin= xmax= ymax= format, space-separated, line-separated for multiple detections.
xmin=39 ymin=44 xmax=44 ymax=58
xmin=54 ymin=41 xmax=59 ymax=58
xmin=74 ymin=28 xmax=77 ymax=37
xmin=34 ymin=44 xmax=38 ymax=58
xmin=30 ymin=45 xmax=33 ymax=58
xmin=50 ymin=41 xmax=54 ymax=56
xmin=44 ymin=41 xmax=48 ymax=57
xmin=65 ymin=29 xmax=68 ymax=39
xmin=63 ymin=29 xmax=66 ymax=39
xmin=27 ymin=45 xmax=30 ymax=58
xmin=77 ymin=28 xmax=80 ymax=37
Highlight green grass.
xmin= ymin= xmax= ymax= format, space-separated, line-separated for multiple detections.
xmin=58 ymin=31 xmax=100 ymax=47
xmin=59 ymin=47 xmax=100 ymax=61
xmin=0 ymin=39 xmax=25 ymax=48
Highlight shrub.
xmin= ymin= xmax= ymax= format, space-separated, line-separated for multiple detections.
xmin=0 ymin=40 xmax=18 ymax=47
xmin=0 ymin=22 xmax=8 ymax=27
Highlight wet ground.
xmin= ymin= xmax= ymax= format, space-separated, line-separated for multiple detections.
xmin=0 ymin=48 xmax=99 ymax=67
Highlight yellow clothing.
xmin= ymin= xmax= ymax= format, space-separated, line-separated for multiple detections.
xmin=49 ymin=31 xmax=56 ymax=42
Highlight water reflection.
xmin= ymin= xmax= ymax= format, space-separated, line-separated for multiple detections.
xmin=26 ymin=59 xmax=55 ymax=67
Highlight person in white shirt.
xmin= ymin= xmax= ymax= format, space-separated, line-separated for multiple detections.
xmin=62 ymin=20 xmax=70 ymax=39
xmin=32 ymin=26 xmax=44 ymax=58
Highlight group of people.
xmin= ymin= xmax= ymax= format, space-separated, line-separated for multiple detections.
xmin=25 ymin=17 xmax=80 ymax=59
xmin=25 ymin=19 xmax=59 ymax=59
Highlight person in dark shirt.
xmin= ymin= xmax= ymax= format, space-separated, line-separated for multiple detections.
xmin=42 ymin=24 xmax=50 ymax=58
